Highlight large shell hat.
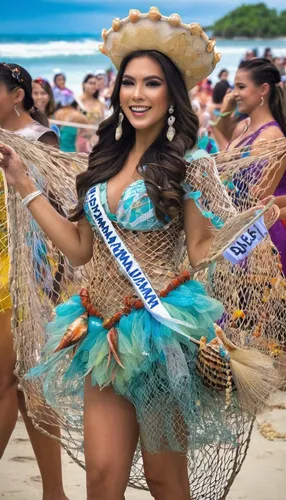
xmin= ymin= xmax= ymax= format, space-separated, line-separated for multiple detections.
xmin=99 ymin=6 xmax=221 ymax=90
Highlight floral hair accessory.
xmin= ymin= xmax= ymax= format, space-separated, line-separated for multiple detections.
xmin=0 ymin=62 xmax=24 ymax=84
xmin=34 ymin=77 xmax=49 ymax=85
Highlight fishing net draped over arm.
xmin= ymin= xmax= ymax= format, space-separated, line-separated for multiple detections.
xmin=1 ymin=129 xmax=285 ymax=498
xmin=207 ymin=139 xmax=286 ymax=354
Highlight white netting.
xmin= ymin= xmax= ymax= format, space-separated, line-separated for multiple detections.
xmin=0 ymin=129 xmax=285 ymax=498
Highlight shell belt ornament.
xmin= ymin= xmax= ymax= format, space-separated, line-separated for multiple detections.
xmin=54 ymin=275 xmax=236 ymax=409
xmin=54 ymin=268 xmax=279 ymax=412
xmin=54 ymin=270 xmax=235 ymax=407
xmin=99 ymin=6 xmax=221 ymax=90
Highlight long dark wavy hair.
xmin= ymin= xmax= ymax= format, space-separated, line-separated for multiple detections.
xmin=70 ymin=50 xmax=199 ymax=222
xmin=238 ymin=58 xmax=286 ymax=136
xmin=82 ymin=73 xmax=100 ymax=100
xmin=33 ymin=77 xmax=56 ymax=118
xmin=0 ymin=63 xmax=49 ymax=127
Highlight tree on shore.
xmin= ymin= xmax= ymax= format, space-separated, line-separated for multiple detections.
xmin=212 ymin=3 xmax=286 ymax=38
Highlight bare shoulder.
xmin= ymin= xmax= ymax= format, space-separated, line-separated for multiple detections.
xmin=253 ymin=126 xmax=284 ymax=145
xmin=54 ymin=109 xmax=64 ymax=120
xmin=73 ymin=111 xmax=89 ymax=124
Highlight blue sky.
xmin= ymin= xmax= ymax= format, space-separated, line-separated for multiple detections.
xmin=2 ymin=0 xmax=285 ymax=34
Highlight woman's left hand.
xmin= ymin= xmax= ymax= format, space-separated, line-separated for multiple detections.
xmin=258 ymin=197 xmax=280 ymax=228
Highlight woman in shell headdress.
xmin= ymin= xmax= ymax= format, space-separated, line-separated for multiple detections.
xmin=0 ymin=8 xmax=284 ymax=500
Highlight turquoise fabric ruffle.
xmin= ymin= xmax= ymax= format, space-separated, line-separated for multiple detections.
xmin=27 ymin=280 xmax=239 ymax=453
xmin=183 ymin=187 xmax=225 ymax=229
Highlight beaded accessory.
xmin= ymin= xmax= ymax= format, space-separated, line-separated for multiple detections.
xmin=22 ymin=190 xmax=42 ymax=208
xmin=166 ymin=105 xmax=176 ymax=141
xmin=115 ymin=110 xmax=124 ymax=141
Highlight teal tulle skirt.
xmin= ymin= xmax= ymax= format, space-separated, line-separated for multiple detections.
xmin=27 ymin=280 xmax=240 ymax=453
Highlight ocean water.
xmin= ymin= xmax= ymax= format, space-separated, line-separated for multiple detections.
xmin=1 ymin=34 xmax=286 ymax=95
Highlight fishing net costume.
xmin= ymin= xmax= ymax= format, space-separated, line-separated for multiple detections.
xmin=1 ymin=127 xmax=286 ymax=499
xmin=0 ymin=120 xmax=58 ymax=314
xmin=1 ymin=7 xmax=286 ymax=499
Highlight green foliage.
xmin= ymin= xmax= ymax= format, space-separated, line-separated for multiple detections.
xmin=212 ymin=3 xmax=285 ymax=38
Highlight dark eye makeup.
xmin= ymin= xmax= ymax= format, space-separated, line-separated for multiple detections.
xmin=121 ymin=79 xmax=134 ymax=86
xmin=121 ymin=78 xmax=163 ymax=87
xmin=146 ymin=80 xmax=162 ymax=87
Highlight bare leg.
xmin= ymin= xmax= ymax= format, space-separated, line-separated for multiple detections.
xmin=18 ymin=390 xmax=68 ymax=500
xmin=0 ymin=309 xmax=18 ymax=457
xmin=84 ymin=376 xmax=139 ymax=500
xmin=142 ymin=447 xmax=191 ymax=500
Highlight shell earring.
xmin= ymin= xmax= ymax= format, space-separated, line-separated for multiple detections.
xmin=14 ymin=104 xmax=20 ymax=117
xmin=260 ymin=96 xmax=264 ymax=107
xmin=167 ymin=105 xmax=176 ymax=142
xmin=115 ymin=109 xmax=124 ymax=141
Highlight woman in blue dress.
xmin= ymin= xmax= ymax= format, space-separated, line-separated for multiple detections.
xmin=0 ymin=8 xmax=280 ymax=500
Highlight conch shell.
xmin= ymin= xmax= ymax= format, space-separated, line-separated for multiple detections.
xmin=54 ymin=312 xmax=88 ymax=352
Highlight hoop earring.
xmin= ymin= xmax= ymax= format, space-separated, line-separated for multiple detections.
xmin=167 ymin=105 xmax=176 ymax=142
xmin=14 ymin=104 xmax=20 ymax=117
xmin=260 ymin=96 xmax=264 ymax=107
xmin=115 ymin=109 xmax=124 ymax=141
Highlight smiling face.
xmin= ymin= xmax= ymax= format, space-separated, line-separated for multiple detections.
xmin=119 ymin=55 xmax=170 ymax=135
xmin=234 ymin=69 xmax=268 ymax=114
xmin=32 ymin=82 xmax=49 ymax=113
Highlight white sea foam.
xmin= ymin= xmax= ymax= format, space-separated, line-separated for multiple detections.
xmin=216 ymin=44 xmax=286 ymax=56
xmin=1 ymin=37 xmax=286 ymax=89
xmin=0 ymin=39 xmax=100 ymax=59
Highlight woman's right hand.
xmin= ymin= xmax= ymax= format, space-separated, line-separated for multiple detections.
xmin=1 ymin=144 xmax=94 ymax=267
xmin=220 ymin=90 xmax=237 ymax=115
xmin=0 ymin=143 xmax=28 ymax=189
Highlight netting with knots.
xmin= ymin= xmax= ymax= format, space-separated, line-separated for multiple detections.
xmin=0 ymin=129 xmax=285 ymax=499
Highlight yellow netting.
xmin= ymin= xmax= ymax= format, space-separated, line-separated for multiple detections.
xmin=0 ymin=129 xmax=285 ymax=498
xmin=0 ymin=174 xmax=11 ymax=311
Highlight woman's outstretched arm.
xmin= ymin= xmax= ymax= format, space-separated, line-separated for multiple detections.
xmin=0 ymin=143 xmax=94 ymax=267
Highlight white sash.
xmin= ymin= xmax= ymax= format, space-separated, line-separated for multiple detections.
xmin=86 ymin=185 xmax=199 ymax=340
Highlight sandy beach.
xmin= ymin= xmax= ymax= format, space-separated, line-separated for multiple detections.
xmin=1 ymin=395 xmax=286 ymax=500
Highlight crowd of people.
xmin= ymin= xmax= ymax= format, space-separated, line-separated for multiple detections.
xmin=27 ymin=45 xmax=286 ymax=159
xmin=189 ymin=47 xmax=286 ymax=147
xmin=0 ymin=8 xmax=286 ymax=499
xmin=30 ymin=69 xmax=116 ymax=153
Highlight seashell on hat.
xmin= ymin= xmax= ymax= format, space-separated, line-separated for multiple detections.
xmin=98 ymin=6 xmax=221 ymax=90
